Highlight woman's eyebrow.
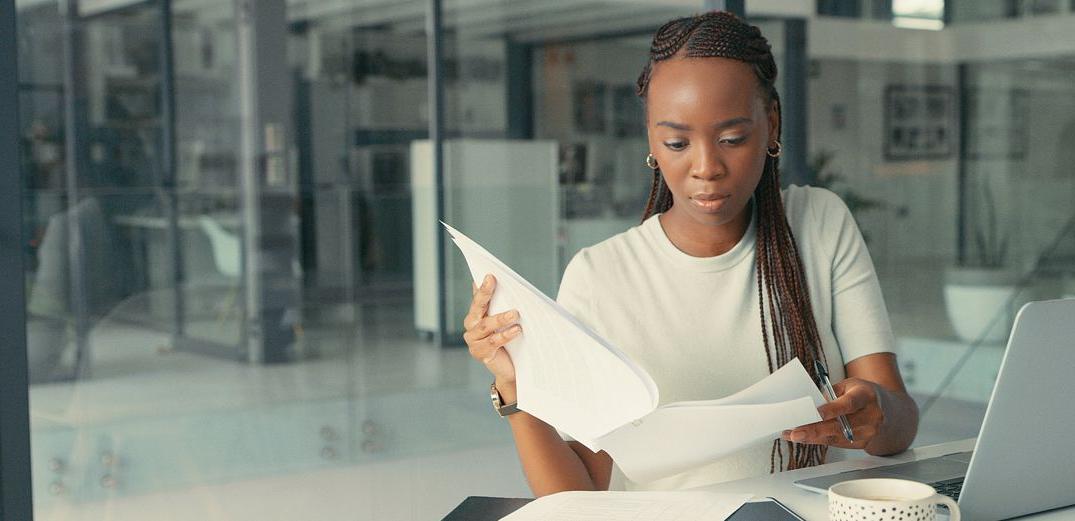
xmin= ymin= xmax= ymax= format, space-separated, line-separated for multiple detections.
xmin=655 ymin=116 xmax=753 ymax=131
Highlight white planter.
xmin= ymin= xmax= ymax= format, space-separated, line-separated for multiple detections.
xmin=943 ymin=268 xmax=1023 ymax=344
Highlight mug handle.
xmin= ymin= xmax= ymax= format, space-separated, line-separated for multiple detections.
xmin=932 ymin=493 xmax=960 ymax=521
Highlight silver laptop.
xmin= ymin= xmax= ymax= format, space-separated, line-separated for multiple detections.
xmin=794 ymin=299 xmax=1075 ymax=521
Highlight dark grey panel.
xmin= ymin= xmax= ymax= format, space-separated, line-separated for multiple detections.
xmin=705 ymin=0 xmax=745 ymax=15
xmin=0 ymin=0 xmax=35 ymax=518
xmin=781 ymin=18 xmax=810 ymax=186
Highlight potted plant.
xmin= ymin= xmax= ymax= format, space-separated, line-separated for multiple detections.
xmin=810 ymin=150 xmax=886 ymax=244
xmin=944 ymin=181 xmax=1023 ymax=344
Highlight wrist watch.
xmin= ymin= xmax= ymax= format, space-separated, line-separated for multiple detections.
xmin=490 ymin=382 xmax=520 ymax=417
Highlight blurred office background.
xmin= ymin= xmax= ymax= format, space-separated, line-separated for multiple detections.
xmin=3 ymin=0 xmax=1075 ymax=519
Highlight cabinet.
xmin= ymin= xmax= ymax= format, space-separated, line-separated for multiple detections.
xmin=896 ymin=336 xmax=1005 ymax=403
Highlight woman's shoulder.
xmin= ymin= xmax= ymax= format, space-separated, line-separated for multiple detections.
xmin=563 ymin=218 xmax=654 ymax=274
xmin=782 ymin=184 xmax=846 ymax=213
xmin=781 ymin=184 xmax=853 ymax=230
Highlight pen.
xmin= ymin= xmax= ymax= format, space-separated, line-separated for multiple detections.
xmin=814 ymin=359 xmax=854 ymax=442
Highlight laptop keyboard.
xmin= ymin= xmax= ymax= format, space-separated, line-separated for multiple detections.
xmin=931 ymin=477 xmax=964 ymax=500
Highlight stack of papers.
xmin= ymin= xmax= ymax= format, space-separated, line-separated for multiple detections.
xmin=501 ymin=491 xmax=752 ymax=521
xmin=444 ymin=222 xmax=825 ymax=483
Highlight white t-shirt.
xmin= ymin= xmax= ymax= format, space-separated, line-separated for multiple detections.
xmin=555 ymin=185 xmax=896 ymax=491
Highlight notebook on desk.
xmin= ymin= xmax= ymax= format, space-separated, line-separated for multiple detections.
xmin=441 ymin=496 xmax=804 ymax=521
xmin=794 ymin=299 xmax=1075 ymax=521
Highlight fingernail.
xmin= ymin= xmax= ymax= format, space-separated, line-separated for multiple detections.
xmin=482 ymin=274 xmax=492 ymax=287
xmin=790 ymin=431 xmax=806 ymax=442
xmin=508 ymin=310 xmax=519 ymax=320
xmin=510 ymin=325 xmax=522 ymax=334
xmin=781 ymin=430 xmax=792 ymax=440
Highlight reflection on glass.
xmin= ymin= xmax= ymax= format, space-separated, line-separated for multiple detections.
xmin=531 ymin=35 xmax=660 ymax=271
xmin=11 ymin=1 xmax=1075 ymax=519
xmin=807 ymin=46 xmax=1075 ymax=444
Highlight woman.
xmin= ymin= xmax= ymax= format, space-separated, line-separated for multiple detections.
xmin=463 ymin=10 xmax=919 ymax=495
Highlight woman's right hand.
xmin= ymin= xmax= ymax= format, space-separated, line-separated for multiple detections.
xmin=463 ymin=274 xmax=523 ymax=396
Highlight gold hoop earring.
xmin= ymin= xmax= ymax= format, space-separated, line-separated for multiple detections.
xmin=766 ymin=141 xmax=782 ymax=158
xmin=645 ymin=153 xmax=658 ymax=170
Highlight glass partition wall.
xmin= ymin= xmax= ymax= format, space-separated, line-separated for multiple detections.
xmin=18 ymin=1 xmax=510 ymax=519
xmin=800 ymin=13 xmax=1075 ymax=444
xmin=8 ymin=1 xmax=1075 ymax=519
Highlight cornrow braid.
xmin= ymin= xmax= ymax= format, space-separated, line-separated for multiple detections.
xmin=638 ymin=10 xmax=829 ymax=473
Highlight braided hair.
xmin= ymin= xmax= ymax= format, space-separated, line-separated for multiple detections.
xmin=637 ymin=11 xmax=829 ymax=472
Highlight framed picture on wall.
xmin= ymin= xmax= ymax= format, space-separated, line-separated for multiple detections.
xmin=883 ymin=84 xmax=954 ymax=161
xmin=573 ymin=81 xmax=606 ymax=133
xmin=964 ymin=88 xmax=1028 ymax=160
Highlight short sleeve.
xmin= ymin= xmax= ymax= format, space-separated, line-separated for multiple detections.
xmin=812 ymin=188 xmax=897 ymax=363
xmin=552 ymin=248 xmax=594 ymax=443
xmin=557 ymin=248 xmax=594 ymax=329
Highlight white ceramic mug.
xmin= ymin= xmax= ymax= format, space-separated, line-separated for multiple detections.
xmin=829 ymin=478 xmax=960 ymax=521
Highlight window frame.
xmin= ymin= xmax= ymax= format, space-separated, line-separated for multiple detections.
xmin=0 ymin=0 xmax=35 ymax=519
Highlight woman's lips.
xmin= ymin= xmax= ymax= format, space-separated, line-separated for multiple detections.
xmin=691 ymin=193 xmax=731 ymax=212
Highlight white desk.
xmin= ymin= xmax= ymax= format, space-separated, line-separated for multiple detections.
xmin=701 ymin=438 xmax=1075 ymax=520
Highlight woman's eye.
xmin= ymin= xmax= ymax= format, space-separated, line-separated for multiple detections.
xmin=721 ymin=136 xmax=746 ymax=145
xmin=663 ymin=141 xmax=687 ymax=151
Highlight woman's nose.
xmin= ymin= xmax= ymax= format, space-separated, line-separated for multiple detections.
xmin=690 ymin=145 xmax=724 ymax=180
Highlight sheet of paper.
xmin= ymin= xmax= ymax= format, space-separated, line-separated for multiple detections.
xmin=599 ymin=359 xmax=826 ymax=483
xmin=663 ymin=358 xmax=827 ymax=409
xmin=500 ymin=491 xmax=752 ymax=521
xmin=442 ymin=222 xmax=659 ymax=450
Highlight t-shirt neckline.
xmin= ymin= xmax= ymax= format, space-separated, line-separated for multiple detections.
xmin=643 ymin=205 xmax=757 ymax=273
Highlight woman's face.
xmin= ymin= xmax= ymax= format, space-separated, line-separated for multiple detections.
xmin=645 ymin=56 xmax=777 ymax=229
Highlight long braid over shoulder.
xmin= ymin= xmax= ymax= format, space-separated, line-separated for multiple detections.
xmin=637 ymin=10 xmax=829 ymax=472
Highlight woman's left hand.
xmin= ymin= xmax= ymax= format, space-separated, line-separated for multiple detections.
xmin=781 ymin=377 xmax=890 ymax=451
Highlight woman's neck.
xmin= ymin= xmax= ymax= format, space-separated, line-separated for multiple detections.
xmin=657 ymin=201 xmax=753 ymax=258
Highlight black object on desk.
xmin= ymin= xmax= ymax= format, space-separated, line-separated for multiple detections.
xmin=441 ymin=497 xmax=533 ymax=520
xmin=441 ymin=496 xmax=804 ymax=521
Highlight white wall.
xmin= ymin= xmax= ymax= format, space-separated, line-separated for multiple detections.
xmin=807 ymin=54 xmax=1075 ymax=270
xmin=808 ymin=59 xmax=959 ymax=265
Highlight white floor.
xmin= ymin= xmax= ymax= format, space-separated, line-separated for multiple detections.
xmin=28 ymin=295 xmax=986 ymax=521
xmin=38 ymin=444 xmax=531 ymax=521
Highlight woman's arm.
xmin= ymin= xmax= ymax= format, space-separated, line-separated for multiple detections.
xmin=496 ymin=381 xmax=614 ymax=495
xmin=784 ymin=190 xmax=918 ymax=455
xmin=844 ymin=352 xmax=919 ymax=455
xmin=464 ymin=274 xmax=611 ymax=497
xmin=784 ymin=352 xmax=919 ymax=456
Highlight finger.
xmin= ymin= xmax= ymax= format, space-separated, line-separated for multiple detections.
xmin=818 ymin=386 xmax=871 ymax=421
xmin=785 ymin=415 xmax=877 ymax=448
xmin=782 ymin=421 xmax=862 ymax=449
xmin=470 ymin=323 xmax=520 ymax=362
xmin=473 ymin=325 xmax=521 ymax=363
xmin=462 ymin=309 xmax=481 ymax=333
xmin=463 ymin=275 xmax=496 ymax=330
xmin=483 ymin=324 xmax=523 ymax=352
xmin=817 ymin=397 xmax=856 ymax=421
xmin=789 ymin=418 xmax=844 ymax=441
xmin=466 ymin=309 xmax=519 ymax=342
xmin=782 ymin=427 xmax=842 ymax=447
